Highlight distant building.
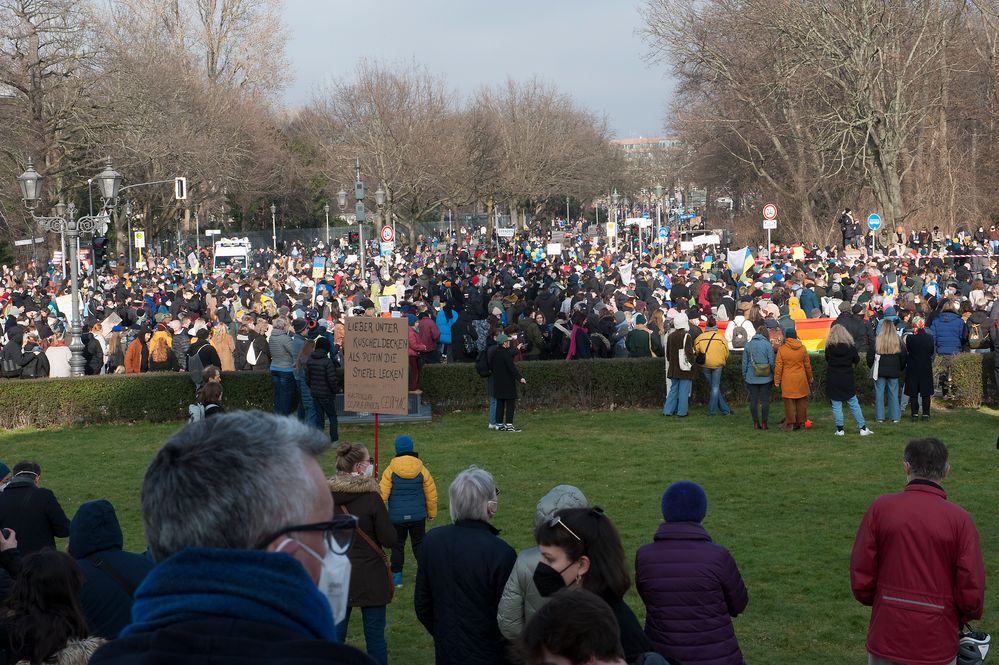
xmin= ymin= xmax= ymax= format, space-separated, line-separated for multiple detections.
xmin=609 ymin=136 xmax=682 ymax=159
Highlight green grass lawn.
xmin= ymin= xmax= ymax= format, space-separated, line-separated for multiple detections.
xmin=1 ymin=404 xmax=997 ymax=664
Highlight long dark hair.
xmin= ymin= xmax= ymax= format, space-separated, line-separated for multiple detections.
xmin=295 ymin=338 xmax=316 ymax=370
xmin=6 ymin=549 xmax=89 ymax=665
xmin=535 ymin=507 xmax=630 ymax=603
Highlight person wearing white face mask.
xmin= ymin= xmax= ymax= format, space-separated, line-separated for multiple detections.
xmin=88 ymin=411 xmax=376 ymax=665
xmin=329 ymin=442 xmax=397 ymax=665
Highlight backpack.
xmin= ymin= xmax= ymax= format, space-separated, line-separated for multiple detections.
xmin=475 ymin=347 xmax=493 ymax=378
xmin=188 ymin=346 xmax=205 ymax=384
xmin=767 ymin=326 xmax=784 ymax=352
xmin=471 ymin=320 xmax=490 ymax=352
xmin=188 ymin=403 xmax=206 ymax=423
xmin=968 ymin=322 xmax=987 ymax=349
xmin=20 ymin=353 xmax=44 ymax=379
xmin=731 ymin=324 xmax=748 ymax=349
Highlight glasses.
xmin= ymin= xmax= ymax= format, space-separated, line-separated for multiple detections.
xmin=255 ymin=514 xmax=358 ymax=555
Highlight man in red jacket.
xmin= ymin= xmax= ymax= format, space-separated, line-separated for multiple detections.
xmin=850 ymin=437 xmax=985 ymax=665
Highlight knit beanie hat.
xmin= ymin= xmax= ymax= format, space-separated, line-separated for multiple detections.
xmin=0 ymin=462 xmax=9 ymax=479
xmin=395 ymin=435 xmax=414 ymax=454
xmin=662 ymin=480 xmax=707 ymax=523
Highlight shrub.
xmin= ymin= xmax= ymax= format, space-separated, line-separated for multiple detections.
xmin=0 ymin=352 xmax=991 ymax=429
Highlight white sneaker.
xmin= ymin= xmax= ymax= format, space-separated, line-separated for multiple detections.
xmin=860 ymin=427 xmax=875 ymax=436
xmin=504 ymin=424 xmax=522 ymax=432
xmin=488 ymin=424 xmax=499 ymax=430
xmin=834 ymin=430 xmax=845 ymax=437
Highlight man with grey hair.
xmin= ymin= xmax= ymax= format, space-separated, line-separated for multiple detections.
xmin=90 ymin=411 xmax=375 ymax=665
xmin=850 ymin=437 xmax=985 ymax=665
xmin=415 ymin=465 xmax=517 ymax=665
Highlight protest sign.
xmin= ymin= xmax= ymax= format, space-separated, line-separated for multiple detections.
xmin=343 ymin=317 xmax=409 ymax=415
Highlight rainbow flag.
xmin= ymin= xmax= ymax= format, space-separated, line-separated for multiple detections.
xmin=716 ymin=317 xmax=834 ymax=352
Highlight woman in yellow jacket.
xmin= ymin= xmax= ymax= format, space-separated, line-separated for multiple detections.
xmin=379 ymin=435 xmax=438 ymax=588
xmin=693 ymin=316 xmax=731 ymax=416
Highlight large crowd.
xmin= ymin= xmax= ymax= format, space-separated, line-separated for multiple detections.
xmin=1 ymin=221 xmax=996 ymax=434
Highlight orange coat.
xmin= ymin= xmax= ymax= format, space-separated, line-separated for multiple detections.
xmin=211 ymin=331 xmax=236 ymax=372
xmin=774 ymin=338 xmax=812 ymax=398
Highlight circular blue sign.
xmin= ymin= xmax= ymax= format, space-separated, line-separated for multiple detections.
xmin=658 ymin=227 xmax=668 ymax=239
xmin=867 ymin=213 xmax=882 ymax=231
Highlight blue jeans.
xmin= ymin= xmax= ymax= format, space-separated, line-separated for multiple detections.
xmin=701 ymin=367 xmax=731 ymax=416
xmin=336 ymin=605 xmax=388 ymax=665
xmin=663 ymin=378 xmax=692 ymax=416
xmin=874 ymin=377 xmax=900 ymax=421
xmin=489 ymin=397 xmax=497 ymax=425
xmin=831 ymin=395 xmax=865 ymax=429
xmin=296 ymin=374 xmax=316 ymax=425
xmin=314 ymin=396 xmax=339 ymax=442
xmin=271 ymin=370 xmax=296 ymax=415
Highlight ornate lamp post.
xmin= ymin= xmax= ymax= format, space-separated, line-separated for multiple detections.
xmin=323 ymin=202 xmax=331 ymax=247
xmin=17 ymin=157 xmax=120 ymax=377
xmin=270 ymin=203 xmax=277 ymax=251
xmin=375 ymin=185 xmax=387 ymax=241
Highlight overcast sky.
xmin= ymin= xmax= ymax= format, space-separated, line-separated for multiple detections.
xmin=281 ymin=0 xmax=672 ymax=139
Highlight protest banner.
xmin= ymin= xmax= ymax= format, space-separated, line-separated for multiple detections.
xmin=343 ymin=317 xmax=409 ymax=416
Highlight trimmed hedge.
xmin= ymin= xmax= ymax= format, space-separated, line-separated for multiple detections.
xmin=0 ymin=371 xmax=273 ymax=429
xmin=0 ymin=352 xmax=992 ymax=429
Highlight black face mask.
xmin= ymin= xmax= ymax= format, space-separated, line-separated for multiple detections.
xmin=533 ymin=561 xmax=571 ymax=598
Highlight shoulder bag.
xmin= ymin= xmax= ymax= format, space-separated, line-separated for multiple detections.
xmin=339 ymin=505 xmax=394 ymax=600
xmin=751 ymin=342 xmax=772 ymax=377
xmin=695 ymin=333 xmax=716 ymax=366
xmin=677 ymin=333 xmax=692 ymax=371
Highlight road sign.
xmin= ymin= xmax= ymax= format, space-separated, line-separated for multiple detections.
xmin=679 ymin=212 xmax=696 ymax=221
xmin=867 ymin=213 xmax=882 ymax=231
xmin=381 ymin=226 xmax=394 ymax=242
xmin=606 ymin=221 xmax=617 ymax=237
xmin=763 ymin=219 xmax=777 ymax=230
xmin=379 ymin=241 xmax=395 ymax=256
xmin=658 ymin=227 xmax=669 ymax=240
xmin=174 ymin=177 xmax=187 ymax=200
xmin=642 ymin=211 xmax=651 ymax=219
xmin=204 ymin=229 xmax=221 ymax=237
xmin=763 ymin=203 xmax=778 ymax=220
xmin=134 ymin=231 xmax=145 ymax=248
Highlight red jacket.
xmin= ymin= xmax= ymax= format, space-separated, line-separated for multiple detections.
xmin=850 ymin=482 xmax=985 ymax=665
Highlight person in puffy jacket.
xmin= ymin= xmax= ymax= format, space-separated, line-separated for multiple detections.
xmin=68 ymin=500 xmax=154 ymax=639
xmin=636 ymin=481 xmax=748 ymax=665
xmin=435 ymin=304 xmax=459 ymax=362
xmin=929 ymin=303 xmax=966 ymax=355
xmin=496 ymin=484 xmax=587 ymax=640
xmin=693 ymin=317 xmax=731 ymax=417
xmin=773 ymin=330 xmax=812 ymax=430
xmin=379 ymin=435 xmax=438 ymax=588
xmin=305 ymin=336 xmax=339 ymax=442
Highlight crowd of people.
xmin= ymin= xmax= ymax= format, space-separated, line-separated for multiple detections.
xmin=0 ymin=222 xmax=996 ymax=431
xmin=0 ymin=416 xmax=985 ymax=665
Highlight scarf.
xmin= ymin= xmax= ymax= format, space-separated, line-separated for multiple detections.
xmin=566 ymin=323 xmax=582 ymax=360
xmin=124 ymin=547 xmax=335 ymax=641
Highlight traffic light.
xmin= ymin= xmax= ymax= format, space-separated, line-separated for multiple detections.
xmin=348 ymin=231 xmax=359 ymax=244
xmin=93 ymin=236 xmax=107 ymax=269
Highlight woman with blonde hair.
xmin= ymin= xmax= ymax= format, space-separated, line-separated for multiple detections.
xmin=147 ymin=332 xmax=178 ymax=372
xmin=105 ymin=328 xmax=126 ymax=374
xmin=867 ymin=322 xmax=906 ymax=423
xmin=825 ymin=324 xmax=874 ymax=437
xmin=210 ymin=324 xmax=236 ymax=372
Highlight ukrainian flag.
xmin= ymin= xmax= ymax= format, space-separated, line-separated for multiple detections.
xmin=727 ymin=247 xmax=754 ymax=281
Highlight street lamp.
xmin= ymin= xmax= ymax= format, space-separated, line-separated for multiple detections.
xmin=270 ymin=203 xmax=277 ymax=252
xmin=17 ymin=156 xmax=115 ymax=377
xmin=375 ymin=186 xmax=388 ymax=242
xmin=655 ymin=184 xmax=664 ymax=250
xmin=353 ymin=159 xmax=367 ymax=270
xmin=323 ymin=202 xmax=330 ymax=247
xmin=611 ymin=189 xmax=620 ymax=250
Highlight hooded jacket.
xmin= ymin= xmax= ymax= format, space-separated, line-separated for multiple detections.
xmin=329 ymin=475 xmax=397 ymax=608
xmin=693 ymin=328 xmax=728 ymax=369
xmin=379 ymin=453 xmax=438 ymax=524
xmin=741 ymin=333 xmax=774 ymax=385
xmin=496 ymin=485 xmax=587 ymax=641
xmin=825 ymin=341 xmax=860 ymax=402
xmin=0 ymin=328 xmax=28 ymax=377
xmin=304 ymin=348 xmax=338 ymax=401
xmin=929 ymin=310 xmax=966 ymax=355
xmin=636 ymin=522 xmax=749 ymax=665
xmin=69 ymin=500 xmax=155 ymax=638
xmin=774 ymin=338 xmax=812 ymax=399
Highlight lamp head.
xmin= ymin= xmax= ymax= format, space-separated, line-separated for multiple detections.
xmin=95 ymin=157 xmax=122 ymax=201
xmin=337 ymin=189 xmax=347 ymax=209
xmin=17 ymin=157 xmax=42 ymax=210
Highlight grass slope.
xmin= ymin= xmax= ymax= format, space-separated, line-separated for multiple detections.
xmin=1 ymin=405 xmax=996 ymax=664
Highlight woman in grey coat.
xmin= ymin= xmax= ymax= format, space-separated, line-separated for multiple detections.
xmin=496 ymin=484 xmax=587 ymax=640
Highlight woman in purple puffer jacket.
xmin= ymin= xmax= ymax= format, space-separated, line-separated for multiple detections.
xmin=635 ymin=481 xmax=749 ymax=665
